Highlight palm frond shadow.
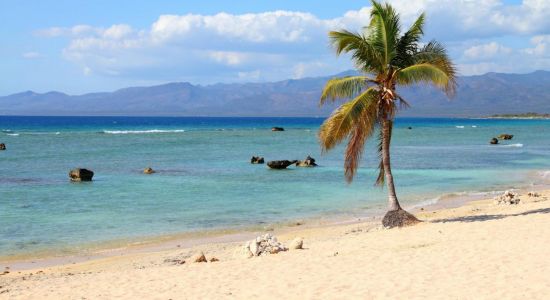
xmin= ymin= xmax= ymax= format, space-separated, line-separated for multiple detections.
xmin=430 ymin=208 xmax=550 ymax=224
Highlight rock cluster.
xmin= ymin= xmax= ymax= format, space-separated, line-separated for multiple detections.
xmin=494 ymin=190 xmax=520 ymax=205
xmin=267 ymin=160 xmax=298 ymax=169
xmin=69 ymin=168 xmax=94 ymax=182
xmin=271 ymin=127 xmax=284 ymax=131
xmin=296 ymin=155 xmax=317 ymax=167
xmin=489 ymin=138 xmax=499 ymax=145
xmin=250 ymin=156 xmax=265 ymax=164
xmin=165 ymin=251 xmax=218 ymax=265
xmin=242 ymin=234 xmax=287 ymax=257
xmin=0 ymin=143 xmax=5 ymax=150
xmin=528 ymin=191 xmax=540 ymax=197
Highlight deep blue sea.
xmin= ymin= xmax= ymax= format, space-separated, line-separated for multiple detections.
xmin=1 ymin=116 xmax=549 ymax=258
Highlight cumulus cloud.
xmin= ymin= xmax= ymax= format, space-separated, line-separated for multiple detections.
xmin=463 ymin=42 xmax=512 ymax=60
xmin=457 ymin=36 xmax=550 ymax=75
xmin=37 ymin=0 xmax=550 ymax=83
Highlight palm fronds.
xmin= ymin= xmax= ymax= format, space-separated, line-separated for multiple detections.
xmin=319 ymin=0 xmax=456 ymax=185
xmin=320 ymin=76 xmax=374 ymax=106
xmin=319 ymin=87 xmax=378 ymax=153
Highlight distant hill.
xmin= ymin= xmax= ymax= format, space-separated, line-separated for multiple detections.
xmin=1 ymin=70 xmax=549 ymax=117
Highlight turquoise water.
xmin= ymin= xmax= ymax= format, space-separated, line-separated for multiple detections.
xmin=1 ymin=116 xmax=550 ymax=258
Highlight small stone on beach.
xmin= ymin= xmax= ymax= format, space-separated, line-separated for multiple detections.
xmin=289 ymin=237 xmax=304 ymax=250
xmin=191 ymin=251 xmax=207 ymax=263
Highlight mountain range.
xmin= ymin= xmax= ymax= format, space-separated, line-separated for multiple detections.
xmin=1 ymin=70 xmax=549 ymax=117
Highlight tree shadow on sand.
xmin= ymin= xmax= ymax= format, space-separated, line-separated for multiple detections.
xmin=430 ymin=208 xmax=550 ymax=224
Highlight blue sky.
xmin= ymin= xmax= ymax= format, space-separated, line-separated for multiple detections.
xmin=1 ymin=0 xmax=548 ymax=95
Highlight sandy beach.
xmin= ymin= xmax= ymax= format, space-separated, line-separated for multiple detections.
xmin=1 ymin=189 xmax=549 ymax=299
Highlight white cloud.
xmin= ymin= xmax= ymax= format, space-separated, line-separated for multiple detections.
xmin=37 ymin=1 xmax=550 ymax=83
xmin=208 ymin=51 xmax=248 ymax=66
xmin=22 ymin=52 xmax=43 ymax=59
xmin=103 ymin=24 xmax=134 ymax=40
xmin=456 ymin=35 xmax=550 ymax=75
xmin=523 ymin=35 xmax=550 ymax=56
xmin=35 ymin=25 xmax=99 ymax=37
xmin=463 ymin=42 xmax=512 ymax=60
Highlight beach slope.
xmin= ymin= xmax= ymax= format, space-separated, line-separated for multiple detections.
xmin=1 ymin=190 xmax=549 ymax=299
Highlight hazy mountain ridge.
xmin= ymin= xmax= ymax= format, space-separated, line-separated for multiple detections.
xmin=1 ymin=70 xmax=549 ymax=117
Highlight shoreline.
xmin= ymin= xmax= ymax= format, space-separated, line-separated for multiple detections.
xmin=1 ymin=188 xmax=549 ymax=299
xmin=2 ymin=176 xmax=548 ymax=271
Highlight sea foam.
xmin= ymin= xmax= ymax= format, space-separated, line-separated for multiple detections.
xmin=102 ymin=129 xmax=186 ymax=134
xmin=500 ymin=143 xmax=523 ymax=148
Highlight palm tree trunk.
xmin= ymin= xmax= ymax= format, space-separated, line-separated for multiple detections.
xmin=381 ymin=118 xmax=420 ymax=228
xmin=381 ymin=118 xmax=401 ymax=211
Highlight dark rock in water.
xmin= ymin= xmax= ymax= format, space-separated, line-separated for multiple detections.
xmin=143 ymin=167 xmax=156 ymax=174
xmin=69 ymin=168 xmax=94 ymax=182
xmin=267 ymin=160 xmax=298 ymax=169
xmin=296 ymin=155 xmax=317 ymax=167
xmin=271 ymin=127 xmax=284 ymax=131
xmin=490 ymin=138 xmax=499 ymax=145
xmin=0 ymin=143 xmax=5 ymax=150
xmin=498 ymin=134 xmax=513 ymax=140
xmin=251 ymin=156 xmax=265 ymax=164
xmin=407 ymin=127 xmax=412 ymax=130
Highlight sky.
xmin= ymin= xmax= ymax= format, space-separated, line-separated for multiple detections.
xmin=1 ymin=0 xmax=549 ymax=95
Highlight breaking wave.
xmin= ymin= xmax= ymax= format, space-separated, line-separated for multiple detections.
xmin=102 ymin=129 xmax=186 ymax=134
xmin=500 ymin=143 xmax=523 ymax=148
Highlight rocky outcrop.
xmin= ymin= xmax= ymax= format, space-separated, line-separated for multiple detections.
xmin=250 ymin=156 xmax=265 ymax=164
xmin=490 ymin=138 xmax=499 ymax=145
xmin=296 ymin=155 xmax=317 ymax=167
xmin=494 ymin=190 xmax=520 ymax=205
xmin=143 ymin=167 xmax=156 ymax=174
xmin=498 ymin=134 xmax=514 ymax=140
xmin=0 ymin=143 xmax=5 ymax=150
xmin=69 ymin=168 xmax=94 ymax=182
xmin=271 ymin=127 xmax=284 ymax=131
xmin=241 ymin=234 xmax=287 ymax=257
xmin=267 ymin=160 xmax=298 ymax=169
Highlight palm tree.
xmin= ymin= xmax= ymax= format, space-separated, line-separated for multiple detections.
xmin=319 ymin=0 xmax=457 ymax=228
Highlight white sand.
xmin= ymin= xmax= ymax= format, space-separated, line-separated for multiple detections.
xmin=1 ymin=190 xmax=549 ymax=299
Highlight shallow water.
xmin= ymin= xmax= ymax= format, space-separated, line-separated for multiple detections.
xmin=1 ymin=116 xmax=549 ymax=257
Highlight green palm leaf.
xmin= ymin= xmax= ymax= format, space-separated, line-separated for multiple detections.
xmin=368 ymin=0 xmax=400 ymax=68
xmin=396 ymin=63 xmax=451 ymax=92
xmin=329 ymin=30 xmax=383 ymax=73
xmin=320 ymin=76 xmax=376 ymax=105
xmin=319 ymin=87 xmax=378 ymax=153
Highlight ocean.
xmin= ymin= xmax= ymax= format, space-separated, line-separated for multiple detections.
xmin=1 ymin=116 xmax=549 ymax=258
